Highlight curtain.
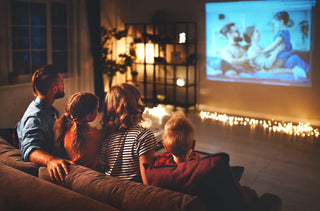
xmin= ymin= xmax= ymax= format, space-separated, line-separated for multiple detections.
xmin=64 ymin=0 xmax=95 ymax=97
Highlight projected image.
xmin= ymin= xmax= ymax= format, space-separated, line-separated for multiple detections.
xmin=206 ymin=0 xmax=316 ymax=87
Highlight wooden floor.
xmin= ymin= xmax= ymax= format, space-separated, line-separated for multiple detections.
xmin=144 ymin=109 xmax=320 ymax=211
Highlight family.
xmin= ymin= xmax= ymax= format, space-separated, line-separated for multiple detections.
xmin=16 ymin=64 xmax=200 ymax=185
xmin=220 ymin=11 xmax=309 ymax=79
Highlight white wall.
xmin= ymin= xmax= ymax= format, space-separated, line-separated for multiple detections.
xmin=0 ymin=78 xmax=77 ymax=128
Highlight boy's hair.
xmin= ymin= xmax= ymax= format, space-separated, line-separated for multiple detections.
xmin=163 ymin=111 xmax=195 ymax=157
xmin=243 ymin=26 xmax=255 ymax=44
xmin=102 ymin=83 xmax=145 ymax=132
xmin=32 ymin=64 xmax=60 ymax=96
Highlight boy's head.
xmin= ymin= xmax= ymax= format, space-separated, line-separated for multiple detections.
xmin=163 ymin=111 xmax=195 ymax=158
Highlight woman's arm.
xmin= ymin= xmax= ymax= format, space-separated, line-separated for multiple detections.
xmin=139 ymin=150 xmax=155 ymax=185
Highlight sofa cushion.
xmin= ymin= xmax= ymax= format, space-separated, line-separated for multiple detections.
xmin=39 ymin=165 xmax=206 ymax=211
xmin=0 ymin=162 xmax=118 ymax=211
xmin=0 ymin=136 xmax=38 ymax=176
xmin=145 ymin=153 xmax=251 ymax=211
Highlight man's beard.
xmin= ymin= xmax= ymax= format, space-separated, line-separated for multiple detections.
xmin=234 ymin=37 xmax=243 ymax=42
xmin=54 ymin=90 xmax=65 ymax=99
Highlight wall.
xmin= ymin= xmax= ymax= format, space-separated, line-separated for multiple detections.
xmin=0 ymin=78 xmax=76 ymax=128
xmin=108 ymin=0 xmax=320 ymax=126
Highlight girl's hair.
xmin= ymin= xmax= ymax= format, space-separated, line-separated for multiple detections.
xmin=163 ymin=111 xmax=195 ymax=157
xmin=102 ymin=83 xmax=145 ymax=133
xmin=274 ymin=11 xmax=289 ymax=25
xmin=54 ymin=92 xmax=99 ymax=156
xmin=243 ymin=26 xmax=255 ymax=44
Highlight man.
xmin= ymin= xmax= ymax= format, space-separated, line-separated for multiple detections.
xmin=17 ymin=64 xmax=74 ymax=183
xmin=220 ymin=22 xmax=255 ymax=71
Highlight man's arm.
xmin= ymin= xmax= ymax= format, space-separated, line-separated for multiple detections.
xmin=29 ymin=149 xmax=74 ymax=183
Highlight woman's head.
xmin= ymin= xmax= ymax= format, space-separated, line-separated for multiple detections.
xmin=66 ymin=92 xmax=99 ymax=124
xmin=103 ymin=83 xmax=145 ymax=132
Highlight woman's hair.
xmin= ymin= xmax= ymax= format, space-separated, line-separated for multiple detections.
xmin=54 ymin=92 xmax=99 ymax=156
xmin=102 ymin=83 xmax=145 ymax=133
xmin=32 ymin=64 xmax=60 ymax=96
xmin=243 ymin=26 xmax=255 ymax=44
xmin=163 ymin=111 xmax=195 ymax=157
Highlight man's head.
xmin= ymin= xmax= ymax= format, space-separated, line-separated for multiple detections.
xmin=162 ymin=111 xmax=195 ymax=159
xmin=220 ymin=22 xmax=243 ymax=42
xmin=32 ymin=65 xmax=65 ymax=99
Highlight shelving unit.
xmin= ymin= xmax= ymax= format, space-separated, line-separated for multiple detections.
xmin=125 ymin=22 xmax=197 ymax=111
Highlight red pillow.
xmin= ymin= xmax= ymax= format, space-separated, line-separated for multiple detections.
xmin=145 ymin=153 xmax=250 ymax=211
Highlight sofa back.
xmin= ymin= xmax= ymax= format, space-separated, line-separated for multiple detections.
xmin=39 ymin=165 xmax=206 ymax=211
xmin=0 ymin=162 xmax=118 ymax=211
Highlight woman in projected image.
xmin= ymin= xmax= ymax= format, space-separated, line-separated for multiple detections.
xmin=261 ymin=11 xmax=309 ymax=80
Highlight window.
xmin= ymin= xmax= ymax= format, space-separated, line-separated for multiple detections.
xmin=10 ymin=0 xmax=68 ymax=75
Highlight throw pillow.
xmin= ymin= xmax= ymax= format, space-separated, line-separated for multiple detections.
xmin=145 ymin=152 xmax=250 ymax=211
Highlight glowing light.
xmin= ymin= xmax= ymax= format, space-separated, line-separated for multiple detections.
xmin=179 ymin=32 xmax=186 ymax=44
xmin=199 ymin=111 xmax=320 ymax=139
xmin=136 ymin=43 xmax=154 ymax=63
xmin=176 ymin=78 xmax=185 ymax=87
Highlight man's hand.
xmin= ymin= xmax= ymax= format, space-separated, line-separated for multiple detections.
xmin=47 ymin=158 xmax=75 ymax=183
xmin=29 ymin=149 xmax=75 ymax=184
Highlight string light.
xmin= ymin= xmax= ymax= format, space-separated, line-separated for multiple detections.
xmin=200 ymin=111 xmax=319 ymax=139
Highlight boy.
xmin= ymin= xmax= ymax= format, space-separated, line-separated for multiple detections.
xmin=154 ymin=111 xmax=200 ymax=166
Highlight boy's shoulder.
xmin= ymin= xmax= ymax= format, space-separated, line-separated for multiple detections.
xmin=154 ymin=152 xmax=176 ymax=167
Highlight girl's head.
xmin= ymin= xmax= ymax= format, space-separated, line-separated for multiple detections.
xmin=66 ymin=92 xmax=99 ymax=124
xmin=273 ymin=11 xmax=290 ymax=30
xmin=54 ymin=92 xmax=99 ymax=152
xmin=243 ymin=26 xmax=260 ymax=44
xmin=103 ymin=83 xmax=144 ymax=132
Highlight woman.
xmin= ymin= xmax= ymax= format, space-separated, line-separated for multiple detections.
xmin=98 ymin=83 xmax=157 ymax=184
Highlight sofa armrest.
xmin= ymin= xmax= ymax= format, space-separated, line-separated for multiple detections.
xmin=39 ymin=165 xmax=206 ymax=211
xmin=0 ymin=136 xmax=38 ymax=176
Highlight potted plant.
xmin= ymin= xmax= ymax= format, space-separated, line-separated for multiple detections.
xmin=100 ymin=27 xmax=136 ymax=89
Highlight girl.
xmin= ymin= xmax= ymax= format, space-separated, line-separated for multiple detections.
xmin=263 ymin=11 xmax=309 ymax=77
xmin=54 ymin=92 xmax=101 ymax=170
xmin=98 ymin=83 xmax=157 ymax=184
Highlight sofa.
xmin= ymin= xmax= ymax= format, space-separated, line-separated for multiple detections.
xmin=0 ymin=128 xmax=281 ymax=211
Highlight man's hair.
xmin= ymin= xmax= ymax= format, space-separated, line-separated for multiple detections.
xmin=220 ymin=22 xmax=235 ymax=37
xmin=163 ymin=111 xmax=195 ymax=157
xmin=102 ymin=83 xmax=145 ymax=132
xmin=32 ymin=64 xmax=60 ymax=96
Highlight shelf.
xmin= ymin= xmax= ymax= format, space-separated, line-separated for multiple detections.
xmin=125 ymin=22 xmax=197 ymax=112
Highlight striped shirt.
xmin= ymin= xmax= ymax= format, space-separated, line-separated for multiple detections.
xmin=98 ymin=125 xmax=156 ymax=182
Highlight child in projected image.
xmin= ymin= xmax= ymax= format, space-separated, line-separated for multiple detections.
xmin=54 ymin=92 xmax=102 ymax=170
xmin=263 ymin=11 xmax=309 ymax=79
xmin=243 ymin=26 xmax=285 ymax=71
xmin=153 ymin=111 xmax=200 ymax=167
